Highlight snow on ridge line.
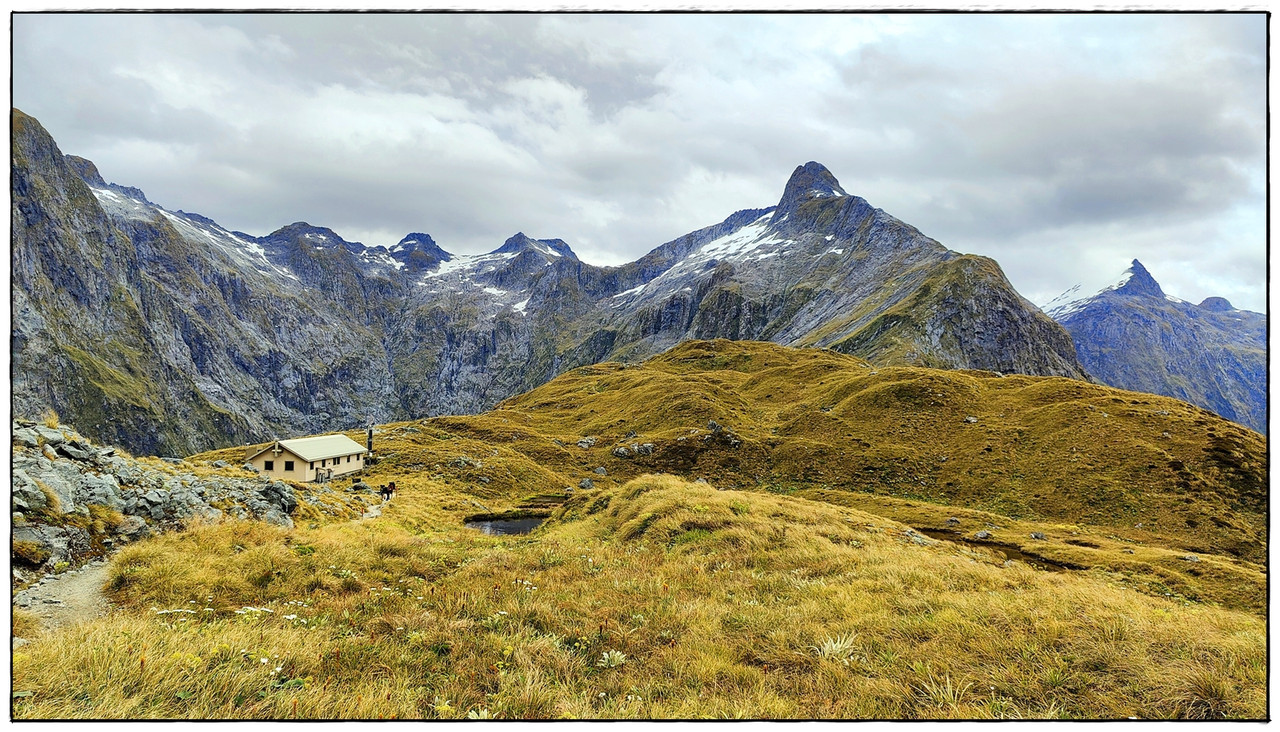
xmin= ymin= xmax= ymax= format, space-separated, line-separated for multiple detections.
xmin=90 ymin=187 xmax=122 ymax=203
xmin=512 ymin=298 xmax=530 ymax=314
xmin=614 ymin=213 xmax=796 ymax=305
xmin=1042 ymin=267 xmax=1139 ymax=318
xmin=613 ymin=284 xmax=646 ymax=299
xmin=153 ymin=207 xmax=310 ymax=284
xmin=422 ymin=250 xmax=517 ymax=278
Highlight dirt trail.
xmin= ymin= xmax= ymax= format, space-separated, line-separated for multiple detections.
xmin=362 ymin=497 xmax=386 ymax=520
xmin=13 ymin=559 xmax=114 ymax=641
xmin=13 ymin=499 xmax=388 ymax=646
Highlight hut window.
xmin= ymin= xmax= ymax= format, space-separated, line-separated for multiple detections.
xmin=285 ymin=461 xmax=294 ymax=471
xmin=309 ymin=461 xmax=314 ymax=469
xmin=265 ymin=460 xmax=274 ymax=471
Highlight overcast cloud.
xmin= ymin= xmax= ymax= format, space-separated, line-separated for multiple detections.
xmin=11 ymin=12 xmax=1267 ymax=311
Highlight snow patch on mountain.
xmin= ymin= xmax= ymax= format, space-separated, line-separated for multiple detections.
xmin=422 ymin=251 xmax=518 ymax=280
xmin=360 ymin=249 xmax=404 ymax=270
xmin=1042 ymin=267 xmax=1135 ymax=319
xmin=614 ymin=284 xmax=646 ymax=299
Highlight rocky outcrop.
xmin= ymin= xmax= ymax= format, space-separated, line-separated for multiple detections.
xmin=10 ymin=419 xmax=364 ymax=582
xmin=1047 ymin=260 xmax=1266 ymax=434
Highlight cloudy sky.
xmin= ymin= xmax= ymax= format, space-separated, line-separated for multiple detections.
xmin=12 ymin=12 xmax=1267 ymax=311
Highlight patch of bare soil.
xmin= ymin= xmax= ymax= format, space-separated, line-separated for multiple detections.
xmin=13 ymin=560 xmax=114 ymax=642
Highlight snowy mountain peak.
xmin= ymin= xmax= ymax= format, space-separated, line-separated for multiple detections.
xmin=68 ymin=154 xmax=151 ymax=204
xmin=387 ymin=232 xmax=452 ymax=273
xmin=775 ymin=161 xmax=848 ymax=217
xmin=493 ymin=232 xmax=577 ymax=260
xmin=392 ymin=232 xmax=451 ymax=258
xmin=1043 ymin=259 xmax=1167 ymax=318
xmin=1113 ymin=259 xmax=1164 ymax=298
xmin=268 ymin=222 xmax=344 ymax=244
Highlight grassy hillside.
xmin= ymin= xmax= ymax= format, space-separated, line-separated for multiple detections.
xmin=13 ymin=340 xmax=1267 ymax=719
xmin=12 ymin=475 xmax=1265 ymax=719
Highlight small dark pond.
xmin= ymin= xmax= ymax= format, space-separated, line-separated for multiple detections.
xmin=916 ymin=529 xmax=1074 ymax=573
xmin=465 ymin=517 xmax=546 ymax=535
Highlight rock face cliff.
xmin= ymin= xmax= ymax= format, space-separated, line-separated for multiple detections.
xmin=12 ymin=110 xmax=1086 ymax=455
xmin=1046 ymin=260 xmax=1267 ymax=434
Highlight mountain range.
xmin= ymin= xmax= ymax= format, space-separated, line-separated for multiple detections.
xmin=1045 ymin=260 xmax=1266 ymax=434
xmin=12 ymin=109 xmax=1089 ymax=455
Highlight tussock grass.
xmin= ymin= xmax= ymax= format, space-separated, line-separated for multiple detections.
xmin=194 ymin=340 xmax=1264 ymax=611
xmin=476 ymin=340 xmax=1265 ymax=563
xmin=13 ymin=475 xmax=1266 ymax=719
xmin=13 ymin=609 xmax=42 ymax=638
xmin=33 ymin=339 xmax=1259 ymax=719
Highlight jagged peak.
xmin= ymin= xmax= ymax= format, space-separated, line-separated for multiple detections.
xmin=1113 ymin=259 xmax=1164 ymax=298
xmin=493 ymin=232 xmax=577 ymax=260
xmin=1044 ymin=258 xmax=1165 ymax=319
xmin=774 ymin=161 xmax=848 ymax=217
xmin=265 ymin=222 xmax=366 ymax=251
xmin=391 ymin=232 xmax=453 ymax=261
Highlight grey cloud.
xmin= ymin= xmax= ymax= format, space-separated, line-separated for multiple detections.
xmin=11 ymin=12 xmax=1266 ymax=312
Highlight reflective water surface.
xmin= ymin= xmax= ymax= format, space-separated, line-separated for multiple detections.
xmin=464 ymin=517 xmax=546 ymax=535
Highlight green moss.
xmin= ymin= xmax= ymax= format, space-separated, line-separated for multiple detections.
xmin=60 ymin=344 xmax=156 ymax=410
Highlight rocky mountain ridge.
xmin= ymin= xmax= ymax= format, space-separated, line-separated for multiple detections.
xmin=13 ymin=108 xmax=1085 ymax=455
xmin=1047 ymin=259 xmax=1266 ymax=434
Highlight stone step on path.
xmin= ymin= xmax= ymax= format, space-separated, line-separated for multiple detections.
xmin=361 ymin=498 xmax=386 ymax=520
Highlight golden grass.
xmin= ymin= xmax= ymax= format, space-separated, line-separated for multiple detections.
xmin=413 ymin=340 xmax=1265 ymax=565
xmin=29 ymin=338 xmax=1252 ymax=720
xmin=12 ymin=475 xmax=1267 ymax=719
xmin=793 ymin=488 xmax=1267 ymax=614
xmin=13 ymin=609 xmax=42 ymax=639
xmin=192 ymin=340 xmax=1264 ymax=608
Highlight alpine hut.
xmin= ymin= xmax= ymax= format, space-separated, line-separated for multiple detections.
xmin=246 ymin=434 xmax=368 ymax=482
